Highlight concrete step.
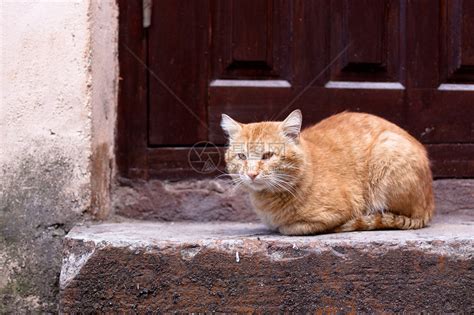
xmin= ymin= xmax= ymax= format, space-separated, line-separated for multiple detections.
xmin=60 ymin=215 xmax=473 ymax=313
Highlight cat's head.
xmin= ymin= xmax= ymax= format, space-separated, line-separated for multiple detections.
xmin=221 ymin=109 xmax=305 ymax=192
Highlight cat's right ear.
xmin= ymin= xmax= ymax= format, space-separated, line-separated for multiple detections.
xmin=281 ymin=109 xmax=302 ymax=141
xmin=221 ymin=114 xmax=242 ymax=139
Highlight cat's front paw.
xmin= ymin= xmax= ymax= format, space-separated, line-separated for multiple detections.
xmin=278 ymin=224 xmax=298 ymax=236
xmin=278 ymin=222 xmax=326 ymax=236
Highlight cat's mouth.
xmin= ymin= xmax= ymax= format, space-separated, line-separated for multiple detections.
xmin=242 ymin=178 xmax=267 ymax=190
xmin=241 ymin=173 xmax=298 ymax=194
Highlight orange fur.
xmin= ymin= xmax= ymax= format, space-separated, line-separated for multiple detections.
xmin=221 ymin=110 xmax=434 ymax=235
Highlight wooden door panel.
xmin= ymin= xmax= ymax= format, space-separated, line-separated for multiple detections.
xmin=407 ymin=0 xmax=474 ymax=144
xmin=211 ymin=0 xmax=290 ymax=80
xmin=408 ymin=90 xmax=474 ymax=143
xmin=147 ymin=0 xmax=209 ymax=146
xmin=329 ymin=0 xmax=405 ymax=83
xmin=442 ymin=0 xmax=474 ymax=83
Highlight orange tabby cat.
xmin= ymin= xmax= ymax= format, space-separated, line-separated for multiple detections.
xmin=221 ymin=110 xmax=434 ymax=235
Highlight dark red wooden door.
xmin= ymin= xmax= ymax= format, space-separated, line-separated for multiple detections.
xmin=118 ymin=0 xmax=474 ymax=179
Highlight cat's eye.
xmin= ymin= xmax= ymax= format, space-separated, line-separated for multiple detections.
xmin=237 ymin=153 xmax=247 ymax=160
xmin=262 ymin=152 xmax=274 ymax=160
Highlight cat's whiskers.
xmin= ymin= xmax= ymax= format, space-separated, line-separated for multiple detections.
xmin=229 ymin=177 xmax=245 ymax=195
xmin=270 ymin=172 xmax=299 ymax=186
xmin=274 ymin=175 xmax=299 ymax=192
xmin=265 ymin=181 xmax=281 ymax=194
xmin=259 ymin=173 xmax=298 ymax=198
xmin=272 ymin=173 xmax=298 ymax=181
xmin=271 ymin=178 xmax=297 ymax=199
xmin=273 ymin=175 xmax=297 ymax=190
xmin=213 ymin=173 xmax=244 ymax=194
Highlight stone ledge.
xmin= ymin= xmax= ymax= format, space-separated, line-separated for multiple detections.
xmin=60 ymin=216 xmax=473 ymax=313
xmin=113 ymin=179 xmax=474 ymax=221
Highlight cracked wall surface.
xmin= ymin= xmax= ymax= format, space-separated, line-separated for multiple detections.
xmin=0 ymin=1 xmax=118 ymax=312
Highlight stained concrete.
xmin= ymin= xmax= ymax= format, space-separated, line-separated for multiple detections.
xmin=0 ymin=150 xmax=86 ymax=312
xmin=60 ymin=216 xmax=473 ymax=313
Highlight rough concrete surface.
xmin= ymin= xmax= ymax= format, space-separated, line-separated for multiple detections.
xmin=60 ymin=216 xmax=473 ymax=313
xmin=114 ymin=179 xmax=473 ymax=221
xmin=0 ymin=149 xmax=87 ymax=312
xmin=0 ymin=1 xmax=118 ymax=312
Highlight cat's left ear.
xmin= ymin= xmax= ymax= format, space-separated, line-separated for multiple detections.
xmin=281 ymin=109 xmax=302 ymax=141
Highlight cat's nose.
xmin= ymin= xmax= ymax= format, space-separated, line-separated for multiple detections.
xmin=247 ymin=171 xmax=259 ymax=180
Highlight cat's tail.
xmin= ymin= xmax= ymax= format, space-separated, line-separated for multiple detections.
xmin=334 ymin=212 xmax=430 ymax=232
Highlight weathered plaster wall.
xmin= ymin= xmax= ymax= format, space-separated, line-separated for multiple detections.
xmin=0 ymin=0 xmax=117 ymax=312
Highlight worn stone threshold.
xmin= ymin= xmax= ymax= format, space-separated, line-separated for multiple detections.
xmin=113 ymin=179 xmax=474 ymax=221
xmin=60 ymin=215 xmax=473 ymax=313
xmin=64 ymin=215 xmax=473 ymax=247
